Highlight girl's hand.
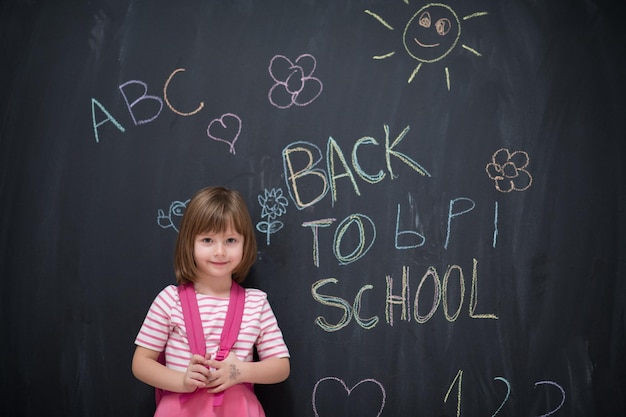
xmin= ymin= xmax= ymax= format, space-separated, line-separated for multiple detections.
xmin=183 ymin=354 xmax=212 ymax=392
xmin=205 ymin=352 xmax=243 ymax=393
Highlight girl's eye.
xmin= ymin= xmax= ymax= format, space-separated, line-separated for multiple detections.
xmin=226 ymin=238 xmax=237 ymax=244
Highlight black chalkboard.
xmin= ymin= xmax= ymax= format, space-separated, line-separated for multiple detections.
xmin=1 ymin=1 xmax=624 ymax=416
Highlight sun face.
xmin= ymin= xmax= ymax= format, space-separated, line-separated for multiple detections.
xmin=366 ymin=2 xmax=487 ymax=90
xmin=403 ymin=3 xmax=460 ymax=63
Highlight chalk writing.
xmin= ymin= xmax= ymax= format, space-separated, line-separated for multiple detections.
xmin=282 ymin=124 xmax=430 ymax=210
xmin=414 ymin=266 xmax=442 ymax=323
xmin=303 ymin=212 xmax=378 ymax=266
xmin=312 ymin=377 xmax=386 ymax=417
xmin=395 ymin=203 xmax=426 ymax=249
xmin=157 ymin=199 xmax=190 ymax=232
xmin=206 ymin=113 xmax=241 ymax=155
xmin=302 ymin=219 xmax=337 ymax=267
xmin=486 ymin=148 xmax=533 ymax=192
xmin=533 ymin=380 xmax=565 ymax=417
xmin=492 ymin=377 xmax=511 ymax=417
xmin=119 ymin=80 xmax=163 ymax=125
xmin=492 ymin=201 xmax=499 ymax=248
xmin=256 ymin=188 xmax=289 ymax=245
xmin=444 ymin=371 xmax=565 ymax=417
xmin=385 ymin=266 xmax=409 ymax=326
xmin=333 ymin=214 xmax=376 ymax=265
xmin=311 ymin=278 xmax=378 ymax=332
xmin=365 ymin=3 xmax=487 ymax=90
xmin=445 ymin=197 xmax=475 ymax=249
xmin=268 ymin=54 xmax=323 ymax=109
xmin=163 ymin=68 xmax=204 ymax=116
xmin=312 ymin=259 xmax=496 ymax=332
xmin=405 ymin=259 xmax=498 ymax=323
xmin=91 ymin=98 xmax=125 ymax=143
xmin=91 ymin=67 xmax=241 ymax=154
xmin=444 ymin=369 xmax=463 ymax=417
xmin=303 ymin=197 xmax=498 ymax=267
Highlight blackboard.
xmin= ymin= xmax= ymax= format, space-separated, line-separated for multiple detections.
xmin=1 ymin=1 xmax=624 ymax=416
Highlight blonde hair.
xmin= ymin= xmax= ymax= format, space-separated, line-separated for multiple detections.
xmin=174 ymin=186 xmax=257 ymax=284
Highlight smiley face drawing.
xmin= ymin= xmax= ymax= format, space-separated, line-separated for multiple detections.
xmin=403 ymin=3 xmax=460 ymax=64
xmin=365 ymin=2 xmax=487 ymax=90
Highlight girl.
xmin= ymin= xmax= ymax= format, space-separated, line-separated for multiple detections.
xmin=132 ymin=186 xmax=290 ymax=416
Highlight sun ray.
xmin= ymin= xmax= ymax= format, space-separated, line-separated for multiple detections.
xmin=373 ymin=51 xmax=396 ymax=60
xmin=364 ymin=10 xmax=395 ymax=30
xmin=463 ymin=12 xmax=488 ymax=20
xmin=462 ymin=44 xmax=482 ymax=57
xmin=408 ymin=63 xmax=423 ymax=83
xmin=445 ymin=67 xmax=451 ymax=91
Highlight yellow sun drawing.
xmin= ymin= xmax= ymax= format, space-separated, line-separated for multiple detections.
xmin=365 ymin=2 xmax=487 ymax=90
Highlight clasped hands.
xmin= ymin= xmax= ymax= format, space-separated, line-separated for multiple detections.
xmin=183 ymin=351 xmax=242 ymax=393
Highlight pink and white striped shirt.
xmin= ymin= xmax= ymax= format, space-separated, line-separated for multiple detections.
xmin=135 ymin=285 xmax=290 ymax=372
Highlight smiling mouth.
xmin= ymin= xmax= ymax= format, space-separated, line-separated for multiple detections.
xmin=414 ymin=38 xmax=440 ymax=48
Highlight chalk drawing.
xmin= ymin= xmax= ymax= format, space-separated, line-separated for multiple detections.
xmin=485 ymin=148 xmax=533 ymax=192
xmin=256 ymin=188 xmax=289 ymax=246
xmin=268 ymin=54 xmax=323 ymax=108
xmin=312 ymin=377 xmax=386 ymax=417
xmin=207 ymin=113 xmax=241 ymax=155
xmin=365 ymin=3 xmax=488 ymax=90
xmin=157 ymin=199 xmax=190 ymax=232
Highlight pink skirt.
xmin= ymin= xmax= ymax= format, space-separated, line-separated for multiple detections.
xmin=154 ymin=385 xmax=265 ymax=417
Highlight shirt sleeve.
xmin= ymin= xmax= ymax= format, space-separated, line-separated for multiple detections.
xmin=134 ymin=285 xmax=178 ymax=352
xmin=253 ymin=290 xmax=290 ymax=360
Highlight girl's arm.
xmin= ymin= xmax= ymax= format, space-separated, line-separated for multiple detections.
xmin=239 ymin=356 xmax=290 ymax=385
xmin=205 ymin=353 xmax=290 ymax=392
xmin=132 ymin=346 xmax=212 ymax=393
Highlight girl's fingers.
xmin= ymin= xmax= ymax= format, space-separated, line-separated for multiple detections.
xmin=191 ymin=354 xmax=208 ymax=366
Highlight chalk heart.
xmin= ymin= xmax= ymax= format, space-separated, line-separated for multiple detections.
xmin=206 ymin=113 xmax=241 ymax=154
xmin=312 ymin=377 xmax=386 ymax=417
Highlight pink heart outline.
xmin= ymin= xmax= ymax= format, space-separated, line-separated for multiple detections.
xmin=206 ymin=113 xmax=241 ymax=155
xmin=312 ymin=376 xmax=386 ymax=417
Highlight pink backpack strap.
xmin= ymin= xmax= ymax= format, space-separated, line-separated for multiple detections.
xmin=215 ymin=282 xmax=245 ymax=361
xmin=213 ymin=281 xmax=246 ymax=406
xmin=155 ymin=283 xmax=205 ymax=405
xmin=178 ymin=283 xmax=205 ymax=356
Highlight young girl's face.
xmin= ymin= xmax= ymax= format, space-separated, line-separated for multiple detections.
xmin=193 ymin=226 xmax=244 ymax=282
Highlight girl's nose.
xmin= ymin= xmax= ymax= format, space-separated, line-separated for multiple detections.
xmin=213 ymin=242 xmax=225 ymax=255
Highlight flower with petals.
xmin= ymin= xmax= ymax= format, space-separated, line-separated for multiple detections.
xmin=256 ymin=188 xmax=289 ymax=245
xmin=268 ymin=54 xmax=323 ymax=109
xmin=259 ymin=188 xmax=289 ymax=221
xmin=486 ymin=148 xmax=533 ymax=192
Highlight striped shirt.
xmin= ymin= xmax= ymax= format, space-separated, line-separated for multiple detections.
xmin=135 ymin=285 xmax=290 ymax=372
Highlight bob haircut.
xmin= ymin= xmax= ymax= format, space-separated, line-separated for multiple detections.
xmin=174 ymin=186 xmax=257 ymax=285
